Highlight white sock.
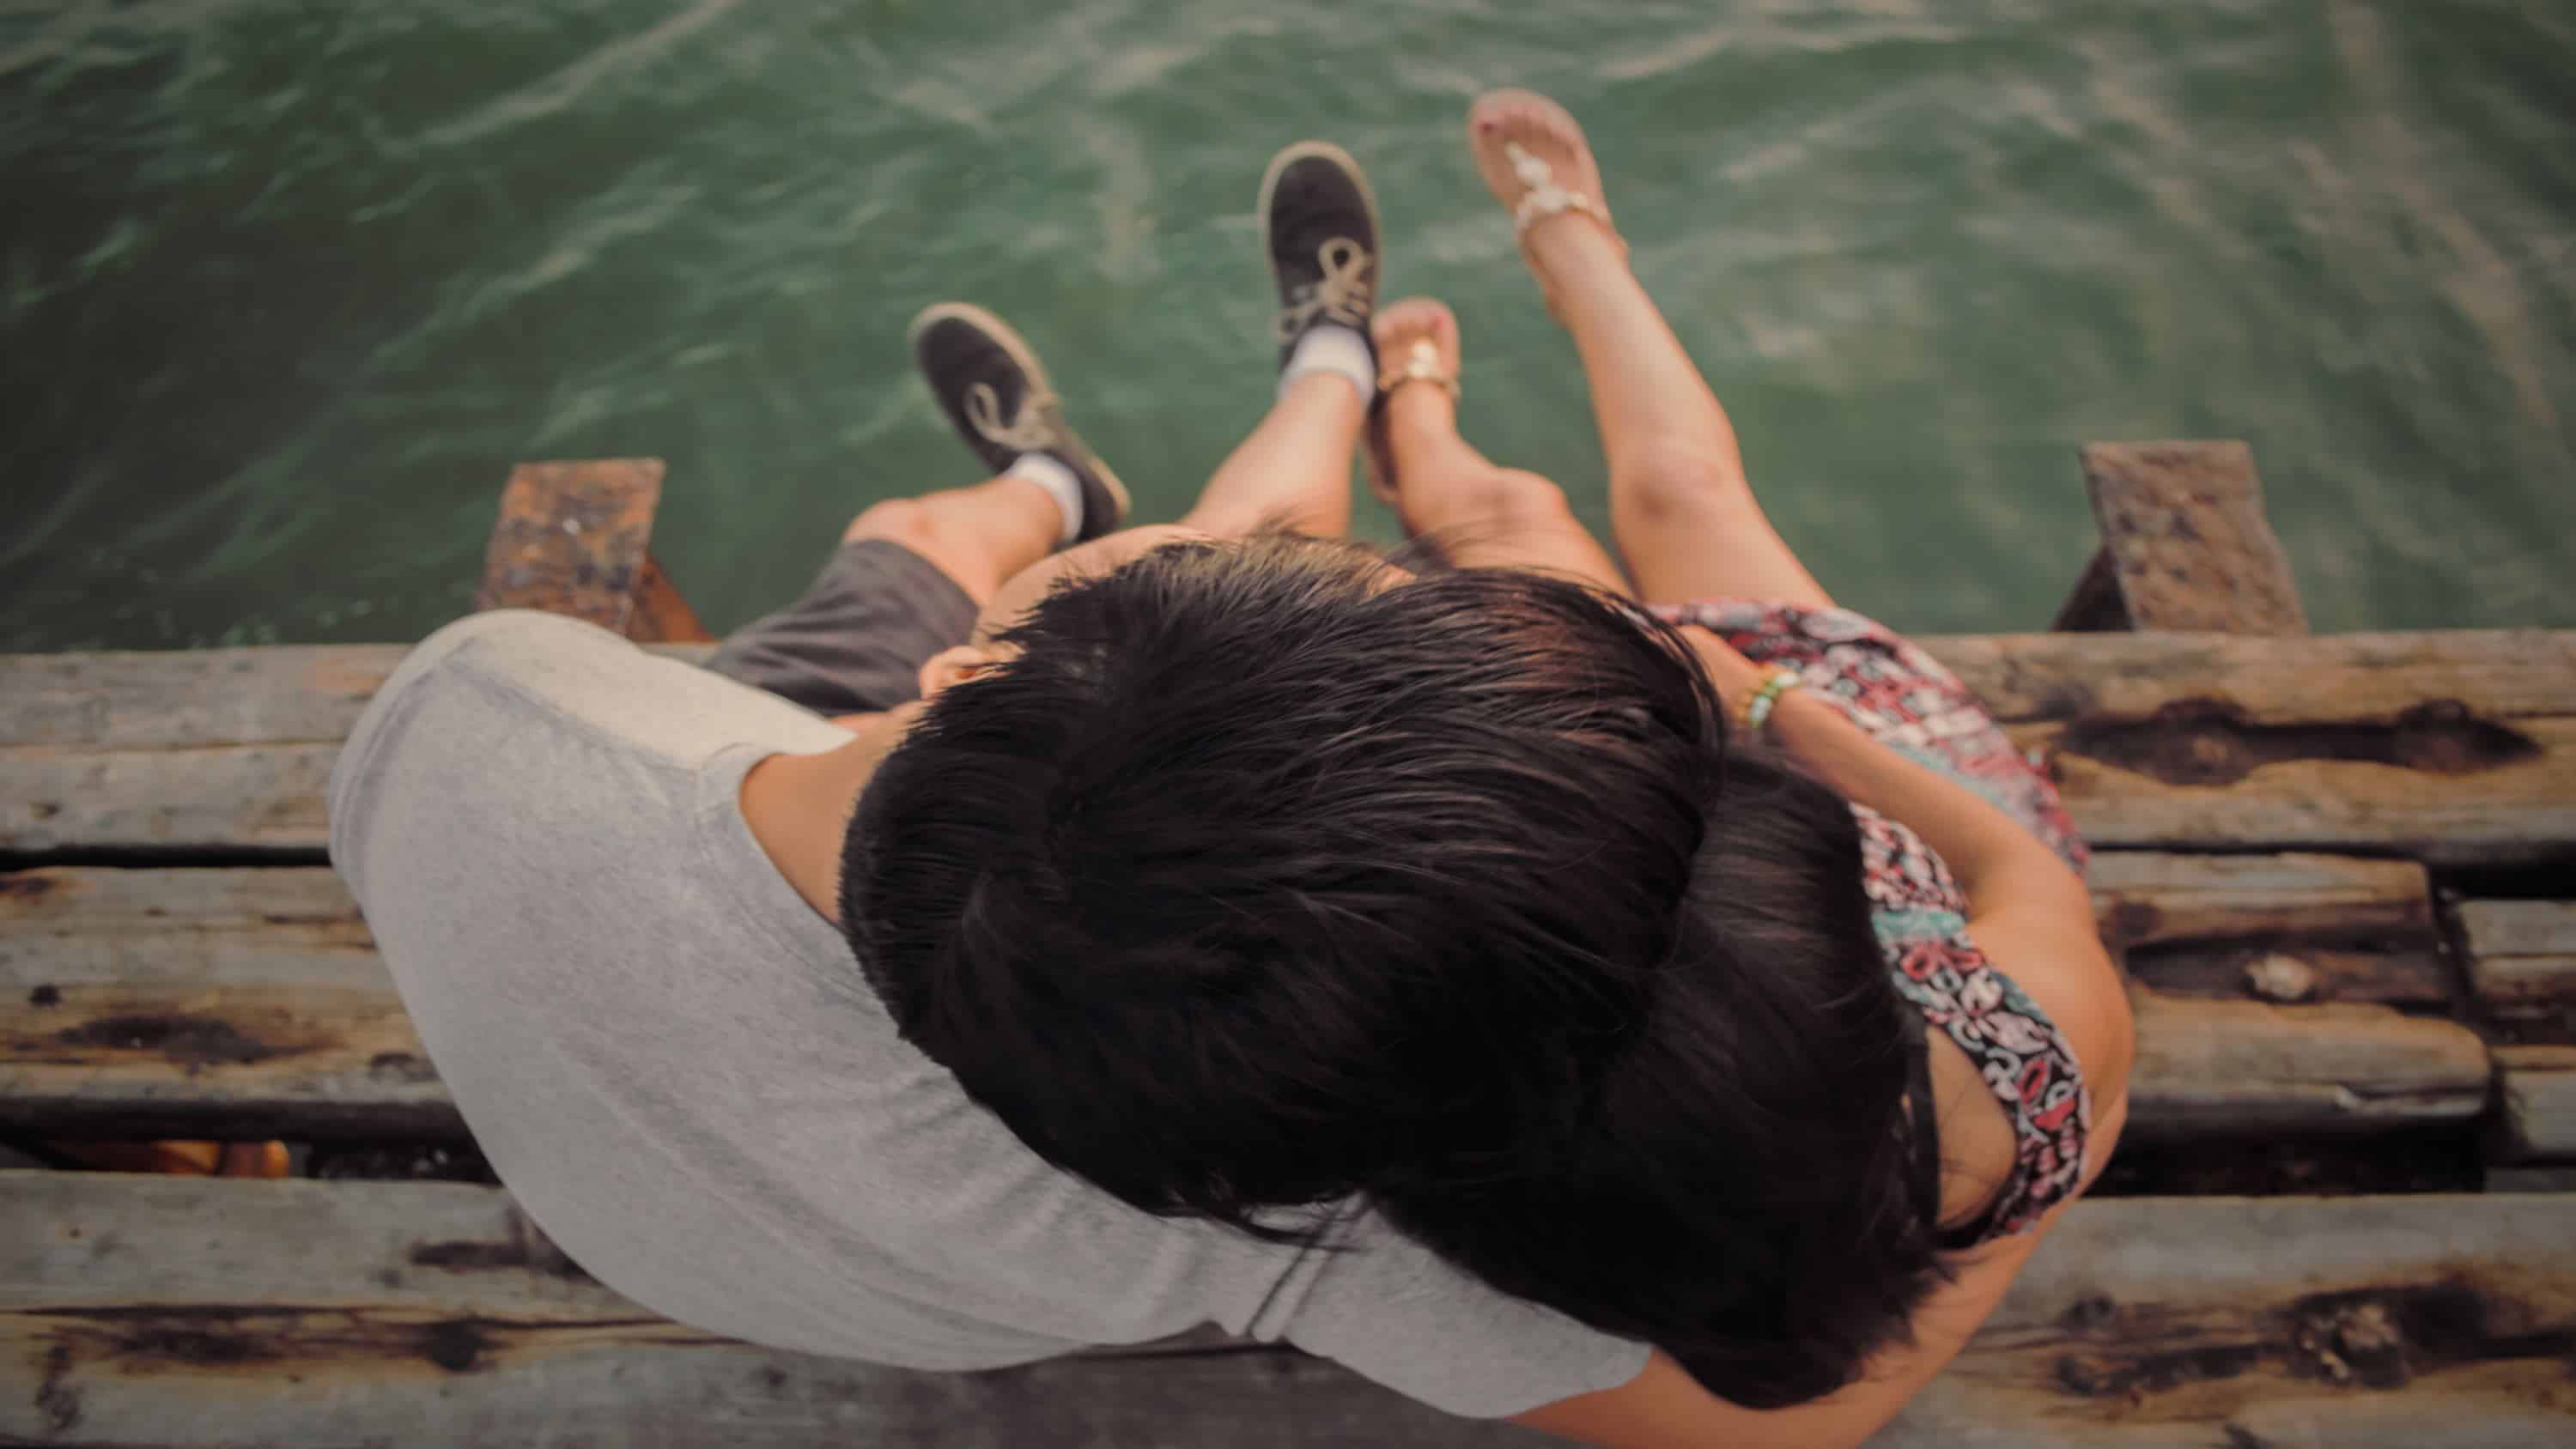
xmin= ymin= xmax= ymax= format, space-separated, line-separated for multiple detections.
xmin=1278 ymin=323 xmax=1376 ymax=406
xmin=1002 ymin=452 xmax=1085 ymax=547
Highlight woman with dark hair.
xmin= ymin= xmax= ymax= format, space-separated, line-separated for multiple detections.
xmin=1332 ymin=89 xmax=2137 ymax=1445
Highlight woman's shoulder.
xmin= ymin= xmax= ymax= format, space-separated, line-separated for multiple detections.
xmin=1851 ymin=803 xmax=2108 ymax=1240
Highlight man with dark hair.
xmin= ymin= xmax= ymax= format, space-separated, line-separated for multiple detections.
xmin=332 ymin=142 xmax=1716 ymax=1425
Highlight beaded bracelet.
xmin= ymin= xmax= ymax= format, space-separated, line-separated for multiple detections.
xmin=1740 ymin=667 xmax=1802 ymax=737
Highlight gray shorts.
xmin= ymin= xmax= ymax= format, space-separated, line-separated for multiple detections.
xmin=704 ymin=540 xmax=978 ymax=718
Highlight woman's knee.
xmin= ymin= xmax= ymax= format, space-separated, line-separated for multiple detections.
xmin=1443 ymin=467 xmax=1579 ymax=530
xmin=1611 ymin=442 xmax=1754 ymax=527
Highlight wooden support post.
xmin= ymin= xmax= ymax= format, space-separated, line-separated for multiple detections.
xmin=2494 ymin=1046 xmax=2576 ymax=1162
xmin=2458 ymin=900 xmax=2576 ymax=1022
xmin=2052 ymin=440 xmax=2308 ymax=634
xmin=472 ymin=459 xmax=713 ymax=644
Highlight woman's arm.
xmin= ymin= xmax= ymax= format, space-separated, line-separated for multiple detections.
xmin=1508 ymin=1092 xmax=2131 ymax=1449
xmin=1684 ymin=627 xmax=2135 ymax=1094
xmin=1498 ymin=628 xmax=2140 ymax=1446
xmin=1686 ymin=633 xmax=2082 ymax=919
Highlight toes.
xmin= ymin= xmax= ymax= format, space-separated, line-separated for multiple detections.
xmin=1375 ymin=297 xmax=1458 ymax=362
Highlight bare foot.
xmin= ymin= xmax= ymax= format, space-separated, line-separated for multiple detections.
xmin=1466 ymin=88 xmax=1628 ymax=312
xmin=1364 ymin=296 xmax=1461 ymax=509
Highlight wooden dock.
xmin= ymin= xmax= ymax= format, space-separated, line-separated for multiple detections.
xmin=3 ymin=444 xmax=2573 ymax=1446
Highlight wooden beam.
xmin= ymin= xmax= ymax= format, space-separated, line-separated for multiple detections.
xmin=2063 ymin=440 xmax=2307 ymax=634
xmin=0 ymin=868 xmax=2502 ymax=1143
xmin=1918 ymin=628 xmax=2576 ymax=724
xmin=2124 ymin=987 xmax=2492 ymax=1137
xmin=4 ymin=1174 xmax=2572 ymax=1446
xmin=8 ymin=634 xmax=2567 ymax=750
xmin=2089 ymin=852 xmax=2446 ymax=1004
xmin=2495 ymin=1046 xmax=2576 ymax=1163
xmin=2457 ymin=900 xmax=2576 ymax=1016
xmin=0 ymin=868 xmax=459 ymax=1140
xmin=9 ymin=632 xmax=2572 ymax=860
xmin=2033 ymin=724 xmax=2576 ymax=864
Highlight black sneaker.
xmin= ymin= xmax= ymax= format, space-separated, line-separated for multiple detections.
xmin=908 ymin=302 xmax=1131 ymax=545
xmin=1256 ymin=141 xmax=1382 ymax=373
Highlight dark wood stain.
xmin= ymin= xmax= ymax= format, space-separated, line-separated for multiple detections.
xmin=36 ymin=1342 xmax=81 ymax=1433
xmin=2057 ymin=700 xmax=2542 ymax=788
xmin=2057 ymin=1340 xmax=2270 ymax=1397
xmin=368 ymin=1051 xmax=436 ymax=1083
xmin=408 ymin=1212 xmax=592 ymax=1282
xmin=2051 ymin=1279 xmax=2576 ymax=1402
xmin=2060 ymin=1294 xmax=2118 ymax=1331
xmin=31 ymin=1303 xmax=685 ymax=1378
xmin=2104 ymin=900 xmax=2164 ymax=949
xmin=52 ymin=1012 xmax=303 ymax=1066
xmin=27 ymin=982 xmax=62 ymax=1007
xmin=0 ymin=870 xmax=57 ymax=899
xmin=418 ymin=1319 xmax=492 ymax=1373
xmin=409 ymin=1239 xmax=589 ymax=1283
xmin=2289 ymin=1281 xmax=2576 ymax=1385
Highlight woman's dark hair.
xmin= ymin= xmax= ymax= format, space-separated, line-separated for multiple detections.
xmin=844 ymin=533 xmax=1939 ymax=1408
xmin=1372 ymin=750 xmax=1947 ymax=1406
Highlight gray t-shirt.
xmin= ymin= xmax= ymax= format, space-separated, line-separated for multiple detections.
xmin=327 ymin=609 xmax=1649 ymax=1418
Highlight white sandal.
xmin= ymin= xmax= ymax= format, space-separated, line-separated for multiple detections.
xmin=1376 ymin=336 xmax=1460 ymax=404
xmin=1469 ymin=89 xmax=1630 ymax=264
xmin=1364 ymin=326 xmax=1461 ymax=509
xmin=1504 ymin=140 xmax=1615 ymax=246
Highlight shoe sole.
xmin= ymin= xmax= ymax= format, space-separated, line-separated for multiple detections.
xmin=905 ymin=300 xmax=1133 ymax=527
xmin=1255 ymin=139 xmax=1384 ymax=303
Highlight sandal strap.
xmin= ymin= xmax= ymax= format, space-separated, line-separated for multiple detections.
xmin=1376 ymin=338 xmax=1459 ymax=401
xmin=1503 ymin=140 xmax=1617 ymax=243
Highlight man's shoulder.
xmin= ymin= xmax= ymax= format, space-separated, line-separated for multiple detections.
xmin=325 ymin=611 xmax=835 ymax=885
xmin=377 ymin=609 xmax=647 ymax=713
xmin=349 ymin=609 xmax=816 ymax=769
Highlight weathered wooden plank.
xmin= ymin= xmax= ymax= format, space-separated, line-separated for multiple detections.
xmin=2496 ymin=1046 xmax=2576 ymax=1163
xmin=9 ymin=731 xmax=2567 ymax=864
xmin=2088 ymin=852 xmax=2434 ymax=950
xmin=2091 ymin=852 xmax=2447 ymax=1004
xmin=1916 ymin=628 xmax=2576 ymax=724
xmin=2124 ymin=988 xmax=2494 ymax=1137
xmin=9 ymin=633 xmax=2567 ymax=751
xmin=0 ymin=870 xmax=2500 ymax=1145
xmin=1 ymin=742 xmax=342 ymax=854
xmin=4 ymin=1175 xmax=2571 ymax=1446
xmin=2074 ymin=440 xmax=2308 ymax=635
xmin=472 ymin=458 xmax=665 ymax=634
xmin=0 ymin=646 xmax=397 ymax=749
xmin=2458 ymin=900 xmax=2576 ymax=1013
xmin=2029 ymin=718 xmax=2576 ymax=864
xmin=0 ymin=868 xmax=456 ymax=1140
xmin=9 ymin=631 xmax=2572 ymax=856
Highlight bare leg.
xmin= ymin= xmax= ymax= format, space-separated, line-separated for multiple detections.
xmin=1372 ymin=299 xmax=1627 ymax=592
xmin=1178 ymin=374 xmax=1363 ymax=538
xmin=841 ymin=474 xmax=1061 ymax=605
xmin=1472 ymin=91 xmax=1832 ymax=609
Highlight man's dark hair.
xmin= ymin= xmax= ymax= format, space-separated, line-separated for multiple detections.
xmin=843 ymin=533 xmax=1939 ymax=1409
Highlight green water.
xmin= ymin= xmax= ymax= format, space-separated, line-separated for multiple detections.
xmin=6 ymin=0 xmax=2573 ymax=652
